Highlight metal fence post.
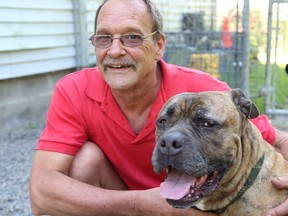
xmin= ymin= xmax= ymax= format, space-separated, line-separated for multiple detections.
xmin=242 ymin=0 xmax=250 ymax=96
xmin=264 ymin=0 xmax=273 ymax=114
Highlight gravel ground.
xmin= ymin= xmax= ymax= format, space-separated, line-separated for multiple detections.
xmin=0 ymin=114 xmax=287 ymax=216
xmin=0 ymin=116 xmax=46 ymax=216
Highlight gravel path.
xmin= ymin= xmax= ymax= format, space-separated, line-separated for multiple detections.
xmin=0 ymin=117 xmax=45 ymax=216
xmin=0 ymin=114 xmax=287 ymax=216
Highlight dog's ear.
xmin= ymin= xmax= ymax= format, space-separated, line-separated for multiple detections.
xmin=230 ymin=88 xmax=259 ymax=119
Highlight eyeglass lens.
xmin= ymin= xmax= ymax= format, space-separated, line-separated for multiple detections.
xmin=91 ymin=35 xmax=143 ymax=48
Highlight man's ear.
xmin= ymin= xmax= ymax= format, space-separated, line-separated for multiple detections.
xmin=155 ymin=34 xmax=166 ymax=61
xmin=230 ymin=88 xmax=259 ymax=119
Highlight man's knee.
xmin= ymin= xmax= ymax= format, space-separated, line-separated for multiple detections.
xmin=68 ymin=141 xmax=127 ymax=190
xmin=68 ymin=141 xmax=103 ymax=185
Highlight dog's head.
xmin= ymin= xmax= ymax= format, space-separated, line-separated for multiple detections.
xmin=152 ymin=88 xmax=259 ymax=209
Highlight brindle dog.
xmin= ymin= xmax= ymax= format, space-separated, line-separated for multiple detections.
xmin=152 ymin=89 xmax=288 ymax=215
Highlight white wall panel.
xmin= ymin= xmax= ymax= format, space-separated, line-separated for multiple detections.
xmin=0 ymin=35 xmax=75 ymax=51
xmin=0 ymin=47 xmax=76 ymax=65
xmin=0 ymin=57 xmax=76 ymax=79
xmin=0 ymin=23 xmax=74 ymax=37
xmin=0 ymin=0 xmax=76 ymax=80
xmin=0 ymin=0 xmax=73 ymax=10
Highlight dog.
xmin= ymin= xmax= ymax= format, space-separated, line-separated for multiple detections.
xmin=152 ymin=89 xmax=288 ymax=215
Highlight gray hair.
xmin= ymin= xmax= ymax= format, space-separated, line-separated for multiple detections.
xmin=93 ymin=0 xmax=163 ymax=40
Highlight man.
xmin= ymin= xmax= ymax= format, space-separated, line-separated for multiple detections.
xmin=29 ymin=0 xmax=288 ymax=215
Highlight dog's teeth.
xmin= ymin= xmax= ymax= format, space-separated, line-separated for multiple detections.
xmin=164 ymin=166 xmax=173 ymax=174
xmin=165 ymin=167 xmax=169 ymax=174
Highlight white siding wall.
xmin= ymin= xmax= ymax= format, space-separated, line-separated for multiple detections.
xmin=0 ymin=0 xmax=76 ymax=80
xmin=0 ymin=0 xmax=215 ymax=80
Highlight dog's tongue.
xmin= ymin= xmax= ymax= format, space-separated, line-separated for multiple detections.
xmin=160 ymin=169 xmax=196 ymax=200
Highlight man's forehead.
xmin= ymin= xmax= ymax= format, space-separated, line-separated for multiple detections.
xmin=97 ymin=0 xmax=152 ymax=32
xmin=98 ymin=0 xmax=148 ymax=21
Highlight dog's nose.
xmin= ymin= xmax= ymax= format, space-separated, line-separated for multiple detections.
xmin=159 ymin=132 xmax=184 ymax=155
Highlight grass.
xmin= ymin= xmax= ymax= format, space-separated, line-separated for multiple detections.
xmin=249 ymin=62 xmax=288 ymax=114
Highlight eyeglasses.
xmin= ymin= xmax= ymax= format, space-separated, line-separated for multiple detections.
xmin=89 ymin=31 xmax=158 ymax=48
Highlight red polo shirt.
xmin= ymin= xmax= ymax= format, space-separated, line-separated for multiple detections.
xmin=37 ymin=59 xmax=275 ymax=190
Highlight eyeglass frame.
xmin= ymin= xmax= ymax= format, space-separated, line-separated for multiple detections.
xmin=89 ymin=31 xmax=158 ymax=48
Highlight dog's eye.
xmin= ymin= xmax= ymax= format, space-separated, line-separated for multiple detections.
xmin=158 ymin=118 xmax=167 ymax=125
xmin=203 ymin=121 xmax=214 ymax=127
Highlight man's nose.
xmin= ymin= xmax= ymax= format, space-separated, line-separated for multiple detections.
xmin=107 ymin=38 xmax=126 ymax=57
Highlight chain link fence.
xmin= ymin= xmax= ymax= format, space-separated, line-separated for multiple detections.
xmin=161 ymin=0 xmax=288 ymax=115
xmin=264 ymin=0 xmax=288 ymax=115
xmin=162 ymin=0 xmax=250 ymax=90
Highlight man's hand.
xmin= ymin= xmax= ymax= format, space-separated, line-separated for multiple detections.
xmin=265 ymin=177 xmax=288 ymax=216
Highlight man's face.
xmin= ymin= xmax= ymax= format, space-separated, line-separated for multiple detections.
xmin=95 ymin=0 xmax=165 ymax=91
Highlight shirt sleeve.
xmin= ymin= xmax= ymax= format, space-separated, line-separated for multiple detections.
xmin=36 ymin=79 xmax=88 ymax=155
xmin=250 ymin=115 xmax=276 ymax=145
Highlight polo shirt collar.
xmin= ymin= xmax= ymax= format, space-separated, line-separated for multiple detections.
xmin=85 ymin=67 xmax=107 ymax=102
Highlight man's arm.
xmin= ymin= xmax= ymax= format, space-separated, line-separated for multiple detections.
xmin=29 ymin=150 xmax=215 ymax=216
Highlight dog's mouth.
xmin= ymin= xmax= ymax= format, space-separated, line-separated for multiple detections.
xmin=160 ymin=166 xmax=224 ymax=208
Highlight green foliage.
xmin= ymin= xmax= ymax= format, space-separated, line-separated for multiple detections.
xmin=249 ymin=62 xmax=288 ymax=114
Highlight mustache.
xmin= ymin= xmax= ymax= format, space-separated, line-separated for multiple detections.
xmin=102 ymin=58 xmax=137 ymax=67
